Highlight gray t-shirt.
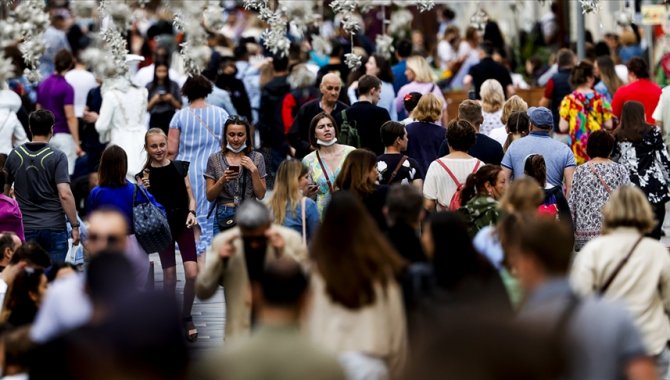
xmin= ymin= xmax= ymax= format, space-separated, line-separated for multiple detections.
xmin=204 ymin=150 xmax=266 ymax=205
xmin=4 ymin=142 xmax=70 ymax=230
xmin=519 ymin=280 xmax=647 ymax=380
xmin=501 ymin=131 xmax=576 ymax=187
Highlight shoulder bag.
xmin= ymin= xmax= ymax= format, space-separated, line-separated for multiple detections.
xmin=315 ymin=150 xmax=334 ymax=193
xmin=387 ymin=155 xmax=408 ymax=185
xmin=301 ymin=197 xmax=307 ymax=247
xmin=133 ymin=184 xmax=172 ymax=253
xmin=598 ymin=236 xmax=644 ymax=295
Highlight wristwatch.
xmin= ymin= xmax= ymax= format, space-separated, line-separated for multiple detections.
xmin=188 ymin=210 xmax=197 ymax=216
xmin=71 ymin=223 xmax=80 ymax=228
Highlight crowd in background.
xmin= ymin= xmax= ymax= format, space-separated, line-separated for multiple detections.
xmin=3 ymin=0 xmax=670 ymax=379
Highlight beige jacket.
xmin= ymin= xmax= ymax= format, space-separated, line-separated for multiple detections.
xmin=305 ymin=273 xmax=408 ymax=378
xmin=195 ymin=225 xmax=307 ymax=340
xmin=570 ymin=227 xmax=670 ymax=355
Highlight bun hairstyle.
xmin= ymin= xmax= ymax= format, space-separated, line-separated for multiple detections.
xmin=460 ymin=164 xmax=503 ymax=205
xmin=524 ymin=154 xmax=547 ymax=187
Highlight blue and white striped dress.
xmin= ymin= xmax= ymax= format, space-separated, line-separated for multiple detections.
xmin=170 ymin=105 xmax=229 ymax=255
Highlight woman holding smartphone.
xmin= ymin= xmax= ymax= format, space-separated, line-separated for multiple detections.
xmin=146 ymin=60 xmax=181 ymax=134
xmin=139 ymin=128 xmax=199 ymax=342
xmin=205 ymin=116 xmax=267 ymax=235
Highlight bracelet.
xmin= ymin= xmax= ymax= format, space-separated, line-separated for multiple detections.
xmin=188 ymin=210 xmax=196 ymax=216
xmin=71 ymin=223 xmax=80 ymax=228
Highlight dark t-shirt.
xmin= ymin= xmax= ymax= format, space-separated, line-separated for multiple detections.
xmin=405 ymin=121 xmax=446 ymax=175
xmin=345 ymin=101 xmax=391 ymax=155
xmin=468 ymin=58 xmax=513 ymax=100
xmin=439 ymin=133 xmax=504 ymax=165
xmin=376 ymin=153 xmax=424 ymax=185
xmin=144 ymin=161 xmax=190 ymax=235
xmin=4 ymin=142 xmax=70 ymax=230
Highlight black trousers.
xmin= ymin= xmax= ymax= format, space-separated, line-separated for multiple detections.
xmin=649 ymin=202 xmax=667 ymax=240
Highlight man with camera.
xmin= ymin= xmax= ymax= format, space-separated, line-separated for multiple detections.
xmin=196 ymin=199 xmax=306 ymax=340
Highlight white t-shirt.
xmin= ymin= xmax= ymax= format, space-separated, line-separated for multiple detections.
xmin=489 ymin=127 xmax=508 ymax=147
xmin=437 ymin=40 xmax=458 ymax=71
xmin=65 ymin=69 xmax=98 ymax=117
xmin=423 ymin=157 xmax=483 ymax=211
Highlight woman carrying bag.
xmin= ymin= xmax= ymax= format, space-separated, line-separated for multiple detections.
xmin=204 ymin=116 xmax=266 ymax=236
xmin=139 ymin=128 xmax=199 ymax=342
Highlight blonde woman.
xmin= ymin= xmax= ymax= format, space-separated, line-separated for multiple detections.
xmin=571 ymin=185 xmax=670 ymax=377
xmin=479 ymin=79 xmax=506 ymax=136
xmin=395 ymin=56 xmax=448 ymax=125
xmin=268 ymin=159 xmax=320 ymax=244
xmin=490 ymin=95 xmax=528 ymax=147
xmin=405 ymin=94 xmax=446 ymax=174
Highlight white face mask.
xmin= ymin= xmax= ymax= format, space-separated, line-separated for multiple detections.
xmin=226 ymin=143 xmax=247 ymax=153
xmin=317 ymin=138 xmax=337 ymax=147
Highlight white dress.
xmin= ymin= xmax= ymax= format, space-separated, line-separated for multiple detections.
xmin=0 ymin=90 xmax=27 ymax=155
xmin=95 ymin=78 xmax=149 ymax=179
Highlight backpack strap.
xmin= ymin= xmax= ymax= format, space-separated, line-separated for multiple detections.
xmin=340 ymin=109 xmax=348 ymax=123
xmin=435 ymin=159 xmax=480 ymax=187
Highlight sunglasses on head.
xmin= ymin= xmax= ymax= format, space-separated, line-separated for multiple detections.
xmin=225 ymin=115 xmax=248 ymax=126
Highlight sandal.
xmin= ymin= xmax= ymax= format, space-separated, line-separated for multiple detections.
xmin=183 ymin=316 xmax=198 ymax=343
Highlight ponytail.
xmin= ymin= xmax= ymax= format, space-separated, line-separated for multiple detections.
xmin=460 ymin=164 xmax=503 ymax=205
xmin=460 ymin=172 xmax=478 ymax=206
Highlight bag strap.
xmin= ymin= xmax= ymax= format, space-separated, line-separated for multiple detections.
xmin=340 ymin=109 xmax=348 ymax=124
xmin=436 ymin=159 xmax=480 ymax=187
xmin=599 ymin=236 xmax=644 ymax=295
xmin=387 ymin=155 xmax=407 ymax=185
xmin=315 ymin=150 xmax=334 ymax=193
xmin=301 ymin=197 xmax=307 ymax=247
xmin=587 ymin=163 xmax=612 ymax=194
xmin=187 ymin=108 xmax=221 ymax=144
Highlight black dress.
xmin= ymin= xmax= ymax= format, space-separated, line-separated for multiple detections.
xmin=144 ymin=161 xmax=190 ymax=237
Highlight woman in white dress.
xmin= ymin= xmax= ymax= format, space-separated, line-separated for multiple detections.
xmin=96 ymin=76 xmax=148 ymax=180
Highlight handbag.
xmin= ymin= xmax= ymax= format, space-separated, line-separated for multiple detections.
xmin=217 ymin=210 xmax=237 ymax=231
xmin=133 ymin=184 xmax=172 ymax=253
xmin=598 ymin=236 xmax=644 ymax=295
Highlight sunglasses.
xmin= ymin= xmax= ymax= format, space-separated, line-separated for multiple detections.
xmin=88 ymin=233 xmax=124 ymax=246
xmin=324 ymin=86 xmax=341 ymax=91
xmin=225 ymin=115 xmax=248 ymax=126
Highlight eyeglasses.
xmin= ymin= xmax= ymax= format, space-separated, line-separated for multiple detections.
xmin=88 ymin=233 xmax=124 ymax=246
xmin=324 ymin=86 xmax=341 ymax=91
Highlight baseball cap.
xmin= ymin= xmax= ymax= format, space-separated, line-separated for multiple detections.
xmin=527 ymin=107 xmax=553 ymax=129
xmin=403 ymin=92 xmax=422 ymax=114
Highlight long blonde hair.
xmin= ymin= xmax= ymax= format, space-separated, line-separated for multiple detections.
xmin=406 ymin=55 xmax=436 ymax=83
xmin=269 ymin=159 xmax=308 ymax=225
xmin=143 ymin=128 xmax=167 ymax=171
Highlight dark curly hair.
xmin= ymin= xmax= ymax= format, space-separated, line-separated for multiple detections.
xmin=446 ymin=119 xmax=476 ymax=152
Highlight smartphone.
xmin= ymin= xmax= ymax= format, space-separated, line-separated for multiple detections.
xmin=307 ymin=184 xmax=318 ymax=192
xmin=229 ymin=165 xmax=240 ymax=173
xmin=158 ymin=89 xmax=166 ymax=96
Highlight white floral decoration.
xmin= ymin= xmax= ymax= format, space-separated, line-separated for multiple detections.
xmin=470 ymin=8 xmax=489 ymax=31
xmin=417 ymin=0 xmax=436 ymax=13
xmin=579 ymin=0 xmax=599 ymax=14
xmin=106 ymin=2 xmax=132 ymax=32
xmin=203 ymin=2 xmax=225 ymax=32
xmin=344 ymin=52 xmax=362 ymax=69
xmin=79 ymin=47 xmax=116 ymax=79
xmin=243 ymin=0 xmax=291 ymax=57
xmin=283 ymin=0 xmax=320 ymax=37
xmin=180 ymin=41 xmax=202 ymax=76
xmin=172 ymin=12 xmax=185 ymax=32
xmin=1 ymin=0 xmax=49 ymax=83
xmin=388 ymin=8 xmax=413 ymax=36
xmin=330 ymin=0 xmax=357 ymax=14
xmin=311 ymin=35 xmax=332 ymax=56
xmin=375 ymin=34 xmax=394 ymax=59
xmin=100 ymin=27 xmax=130 ymax=78
xmin=0 ymin=53 xmax=16 ymax=88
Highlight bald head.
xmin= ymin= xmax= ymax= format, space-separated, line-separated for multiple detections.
xmin=320 ymin=73 xmax=342 ymax=106
xmin=86 ymin=209 xmax=129 ymax=255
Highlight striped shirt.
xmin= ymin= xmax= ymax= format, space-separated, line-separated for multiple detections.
xmin=170 ymin=105 xmax=229 ymax=254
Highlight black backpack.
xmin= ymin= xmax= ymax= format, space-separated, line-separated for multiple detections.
xmin=338 ymin=110 xmax=360 ymax=148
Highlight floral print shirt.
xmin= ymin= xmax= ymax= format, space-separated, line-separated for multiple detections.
xmin=559 ymin=91 xmax=613 ymax=165
xmin=459 ymin=195 xmax=501 ymax=237
xmin=568 ymin=162 xmax=631 ymax=251
xmin=302 ymin=145 xmax=356 ymax=215
xmin=612 ymin=127 xmax=670 ymax=205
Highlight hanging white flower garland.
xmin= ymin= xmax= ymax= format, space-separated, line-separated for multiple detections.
xmin=0 ymin=0 xmax=49 ymax=83
xmin=244 ymin=0 xmax=291 ymax=57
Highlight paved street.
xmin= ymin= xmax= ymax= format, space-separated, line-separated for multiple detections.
xmin=148 ymin=253 xmax=225 ymax=354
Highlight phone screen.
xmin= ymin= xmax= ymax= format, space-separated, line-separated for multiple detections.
xmin=229 ymin=166 xmax=240 ymax=173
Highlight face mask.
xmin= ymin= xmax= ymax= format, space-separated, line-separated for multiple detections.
xmin=226 ymin=143 xmax=247 ymax=153
xmin=317 ymin=138 xmax=337 ymax=147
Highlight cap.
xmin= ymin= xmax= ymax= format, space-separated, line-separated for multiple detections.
xmin=403 ymin=92 xmax=422 ymax=113
xmin=527 ymin=107 xmax=553 ymax=129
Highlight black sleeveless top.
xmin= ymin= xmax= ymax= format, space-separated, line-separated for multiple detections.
xmin=145 ymin=161 xmax=190 ymax=235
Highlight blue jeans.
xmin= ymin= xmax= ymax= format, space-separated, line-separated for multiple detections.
xmin=212 ymin=206 xmax=237 ymax=237
xmin=24 ymin=229 xmax=68 ymax=264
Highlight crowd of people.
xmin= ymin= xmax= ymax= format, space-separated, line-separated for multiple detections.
xmin=3 ymin=1 xmax=670 ymax=379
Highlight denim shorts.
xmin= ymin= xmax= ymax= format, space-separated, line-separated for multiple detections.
xmin=213 ymin=205 xmax=237 ymax=237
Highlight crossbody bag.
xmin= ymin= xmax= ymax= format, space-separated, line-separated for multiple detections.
xmin=315 ymin=150 xmax=334 ymax=193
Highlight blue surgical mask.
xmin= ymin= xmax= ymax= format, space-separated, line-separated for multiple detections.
xmin=226 ymin=143 xmax=247 ymax=153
